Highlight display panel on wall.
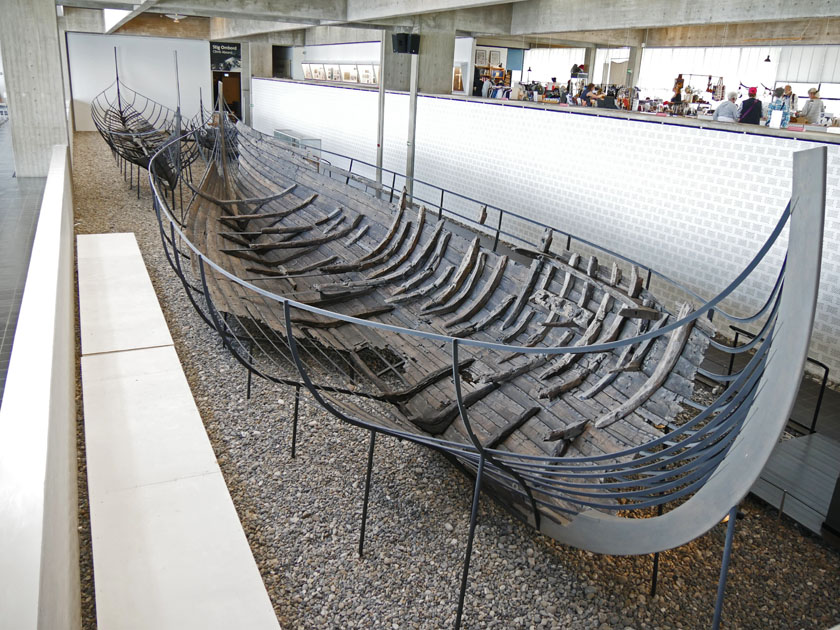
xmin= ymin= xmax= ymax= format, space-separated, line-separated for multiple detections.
xmin=210 ymin=42 xmax=241 ymax=72
xmin=325 ymin=64 xmax=341 ymax=81
xmin=358 ymin=65 xmax=375 ymax=84
xmin=475 ymin=49 xmax=487 ymax=66
xmin=340 ymin=65 xmax=359 ymax=82
xmin=302 ymin=63 xmax=380 ymax=84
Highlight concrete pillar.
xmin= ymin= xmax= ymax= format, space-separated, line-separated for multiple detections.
xmin=250 ymin=42 xmax=273 ymax=78
xmin=240 ymin=43 xmax=251 ymax=126
xmin=626 ymin=46 xmax=642 ymax=88
xmin=382 ymin=28 xmax=411 ymax=92
xmin=58 ymin=8 xmax=104 ymax=134
xmin=583 ymin=46 xmax=596 ymax=83
xmin=417 ymin=13 xmax=456 ymax=95
xmin=0 ymin=0 xmax=69 ymax=177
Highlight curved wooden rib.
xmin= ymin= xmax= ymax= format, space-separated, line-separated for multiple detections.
xmin=594 ymin=304 xmax=694 ymax=429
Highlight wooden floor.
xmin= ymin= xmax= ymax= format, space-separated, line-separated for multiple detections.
xmin=751 ymin=434 xmax=840 ymax=536
xmin=702 ymin=344 xmax=840 ymax=538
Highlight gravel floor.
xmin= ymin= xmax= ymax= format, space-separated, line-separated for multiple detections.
xmin=73 ymin=131 xmax=840 ymax=630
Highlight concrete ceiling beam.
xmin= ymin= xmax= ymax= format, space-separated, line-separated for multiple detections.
xmin=153 ymin=0 xmax=345 ymax=23
xmin=345 ymin=0 xmax=525 ymax=23
xmin=105 ymin=0 xmax=158 ymax=33
xmin=511 ymin=0 xmax=840 ymax=35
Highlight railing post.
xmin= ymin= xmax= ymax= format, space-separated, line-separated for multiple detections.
xmin=438 ymin=189 xmax=445 ymax=221
xmin=493 ymin=209 xmax=504 ymax=252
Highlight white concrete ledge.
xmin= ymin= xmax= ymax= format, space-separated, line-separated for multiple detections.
xmin=78 ymin=233 xmax=280 ymax=630
xmin=0 ymin=145 xmax=79 ymax=630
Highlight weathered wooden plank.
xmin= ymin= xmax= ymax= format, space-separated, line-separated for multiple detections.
xmin=444 ymin=255 xmax=508 ymax=328
xmin=423 ymin=253 xmax=487 ymax=317
xmin=483 ymin=406 xmax=541 ymax=449
xmin=502 ymin=259 xmax=543 ymax=329
xmin=423 ymin=236 xmax=481 ymax=308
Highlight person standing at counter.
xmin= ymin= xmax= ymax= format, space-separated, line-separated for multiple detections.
xmin=765 ymin=87 xmax=790 ymax=128
xmin=782 ymin=85 xmax=798 ymax=112
xmin=738 ymin=87 xmax=762 ymax=125
xmin=481 ymin=76 xmax=492 ymax=98
xmin=713 ymin=92 xmax=739 ymax=122
xmin=799 ymin=88 xmax=825 ymax=124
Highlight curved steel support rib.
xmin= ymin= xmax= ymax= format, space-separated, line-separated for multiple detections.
xmin=543 ymin=146 xmax=826 ymax=555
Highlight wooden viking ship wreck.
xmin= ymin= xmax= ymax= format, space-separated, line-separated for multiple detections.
xmin=148 ymin=105 xmax=824 ymax=628
xmin=91 ymin=50 xmax=198 ymax=190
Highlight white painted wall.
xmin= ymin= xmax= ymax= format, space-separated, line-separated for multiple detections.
xmin=301 ymin=42 xmax=380 ymax=64
xmin=66 ymin=32 xmax=210 ymax=132
xmin=523 ymin=47 xmax=587 ymax=83
xmin=0 ymin=46 xmax=6 ymax=102
xmin=252 ymin=78 xmax=840 ymax=375
xmin=453 ymin=37 xmax=474 ymax=95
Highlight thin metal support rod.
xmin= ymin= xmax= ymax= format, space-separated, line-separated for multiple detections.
xmin=492 ymin=209 xmax=503 ymax=252
xmin=454 ymin=453 xmax=485 ymax=630
xmin=438 ymin=189 xmax=445 ymax=221
xmin=650 ymin=551 xmax=661 ymax=597
xmin=375 ymin=31 xmax=386 ymax=199
xmin=727 ymin=332 xmax=740 ymax=376
xmin=358 ymin=430 xmax=377 ymax=557
xmin=711 ymin=505 xmax=739 ymax=630
xmin=291 ymin=383 xmax=301 ymax=458
xmin=650 ymin=502 xmax=664 ymax=596
xmin=389 ymin=172 xmax=396 ymax=203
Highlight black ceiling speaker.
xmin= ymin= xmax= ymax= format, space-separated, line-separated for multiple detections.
xmin=392 ymin=33 xmax=409 ymax=54
xmin=408 ymin=34 xmax=420 ymax=54
xmin=392 ymin=33 xmax=420 ymax=54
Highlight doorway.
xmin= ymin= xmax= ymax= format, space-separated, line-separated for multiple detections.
xmin=212 ymin=71 xmax=242 ymax=119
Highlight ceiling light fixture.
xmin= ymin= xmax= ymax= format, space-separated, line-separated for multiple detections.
xmin=165 ymin=13 xmax=186 ymax=23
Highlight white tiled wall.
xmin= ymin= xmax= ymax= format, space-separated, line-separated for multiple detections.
xmin=251 ymin=78 xmax=840 ymax=377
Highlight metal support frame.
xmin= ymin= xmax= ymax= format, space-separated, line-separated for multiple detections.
xmin=358 ymin=430 xmax=377 ymax=557
xmin=291 ymin=383 xmax=301 ymax=459
xmin=712 ymin=505 xmax=739 ymax=630
xmin=650 ymin=502 xmax=664 ymax=595
xmin=406 ymin=52 xmax=419 ymax=200
xmin=145 ymin=98 xmax=827 ymax=630
xmin=454 ymin=453 xmax=485 ymax=630
xmin=727 ymin=325 xmax=828 ymax=434
xmin=375 ymin=31 xmax=386 ymax=199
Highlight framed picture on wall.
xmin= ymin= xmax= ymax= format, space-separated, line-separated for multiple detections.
xmin=358 ymin=65 xmax=375 ymax=84
xmin=489 ymin=50 xmax=501 ymax=67
xmin=302 ymin=64 xmax=313 ymax=80
xmin=373 ymin=65 xmax=380 ymax=85
xmin=311 ymin=64 xmax=326 ymax=80
xmin=474 ymin=49 xmax=487 ymax=66
xmin=325 ymin=64 xmax=341 ymax=81
xmin=340 ymin=64 xmax=359 ymax=82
